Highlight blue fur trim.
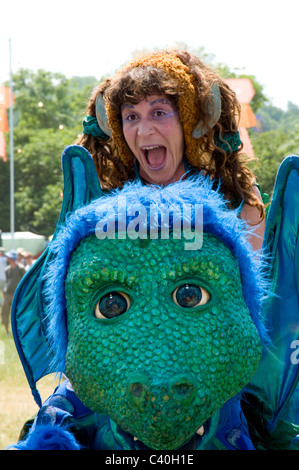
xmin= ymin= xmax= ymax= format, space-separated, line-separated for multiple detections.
xmin=9 ymin=425 xmax=80 ymax=450
xmin=43 ymin=175 xmax=270 ymax=372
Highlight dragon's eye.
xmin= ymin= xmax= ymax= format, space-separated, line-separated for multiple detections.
xmin=173 ymin=284 xmax=210 ymax=308
xmin=95 ymin=292 xmax=130 ymax=319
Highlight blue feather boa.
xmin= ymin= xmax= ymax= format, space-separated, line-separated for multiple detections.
xmin=9 ymin=425 xmax=80 ymax=450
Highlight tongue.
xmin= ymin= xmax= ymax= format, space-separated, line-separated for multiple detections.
xmin=146 ymin=147 xmax=166 ymax=167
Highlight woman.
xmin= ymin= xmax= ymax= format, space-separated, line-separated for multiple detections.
xmin=77 ymin=49 xmax=265 ymax=250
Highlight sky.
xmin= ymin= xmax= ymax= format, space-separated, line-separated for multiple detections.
xmin=1 ymin=0 xmax=299 ymax=110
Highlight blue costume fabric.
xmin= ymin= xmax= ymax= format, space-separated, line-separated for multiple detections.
xmin=244 ymin=156 xmax=299 ymax=447
xmin=14 ymin=379 xmax=254 ymax=450
xmin=10 ymin=145 xmax=299 ymax=450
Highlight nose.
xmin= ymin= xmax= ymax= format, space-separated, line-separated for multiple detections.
xmin=170 ymin=375 xmax=195 ymax=403
xmin=127 ymin=372 xmax=197 ymax=409
xmin=136 ymin=119 xmax=154 ymax=137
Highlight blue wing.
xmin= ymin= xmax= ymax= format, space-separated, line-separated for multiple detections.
xmin=11 ymin=145 xmax=103 ymax=407
xmin=247 ymin=155 xmax=299 ymax=434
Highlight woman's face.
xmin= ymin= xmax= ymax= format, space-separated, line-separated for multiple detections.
xmin=121 ymin=95 xmax=185 ymax=185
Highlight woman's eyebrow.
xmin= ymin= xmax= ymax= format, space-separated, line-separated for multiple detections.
xmin=121 ymin=103 xmax=135 ymax=111
xmin=150 ymin=98 xmax=171 ymax=106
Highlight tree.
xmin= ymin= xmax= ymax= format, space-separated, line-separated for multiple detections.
xmin=13 ymin=69 xmax=72 ymax=130
xmin=13 ymin=128 xmax=76 ymax=235
xmin=0 ymin=70 xmax=98 ymax=236
xmin=250 ymin=125 xmax=299 ymax=197
xmin=249 ymin=99 xmax=299 ymax=196
xmin=0 ymin=158 xmax=11 ymax=234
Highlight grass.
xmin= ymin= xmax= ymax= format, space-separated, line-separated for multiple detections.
xmin=0 ymin=324 xmax=60 ymax=449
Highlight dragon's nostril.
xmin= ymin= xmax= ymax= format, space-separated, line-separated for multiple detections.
xmin=173 ymin=382 xmax=193 ymax=397
xmin=127 ymin=380 xmax=150 ymax=409
xmin=130 ymin=382 xmax=146 ymax=397
xmin=127 ymin=373 xmax=152 ymax=409
xmin=170 ymin=375 xmax=196 ymax=405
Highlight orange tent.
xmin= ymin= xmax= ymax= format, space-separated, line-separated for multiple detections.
xmin=0 ymin=86 xmax=11 ymax=108
xmin=0 ymin=106 xmax=9 ymax=132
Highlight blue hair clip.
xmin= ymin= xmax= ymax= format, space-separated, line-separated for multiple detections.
xmin=82 ymin=115 xmax=109 ymax=140
xmin=214 ymin=130 xmax=242 ymax=153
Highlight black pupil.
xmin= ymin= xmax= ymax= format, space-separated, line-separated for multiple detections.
xmin=99 ymin=292 xmax=127 ymax=318
xmin=176 ymin=284 xmax=202 ymax=308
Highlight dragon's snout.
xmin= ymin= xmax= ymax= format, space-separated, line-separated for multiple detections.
xmin=122 ymin=370 xmax=206 ymax=448
xmin=127 ymin=371 xmax=198 ymax=410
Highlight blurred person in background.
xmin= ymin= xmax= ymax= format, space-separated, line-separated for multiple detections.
xmin=1 ymin=250 xmax=26 ymax=335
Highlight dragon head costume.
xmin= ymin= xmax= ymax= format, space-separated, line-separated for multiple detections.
xmin=10 ymin=146 xmax=299 ymax=450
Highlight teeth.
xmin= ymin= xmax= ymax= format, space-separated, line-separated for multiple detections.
xmin=142 ymin=145 xmax=160 ymax=150
xmin=134 ymin=427 xmax=204 ymax=444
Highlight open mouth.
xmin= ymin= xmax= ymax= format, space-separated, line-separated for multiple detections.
xmin=113 ymin=415 xmax=215 ymax=450
xmin=142 ymin=145 xmax=167 ymax=170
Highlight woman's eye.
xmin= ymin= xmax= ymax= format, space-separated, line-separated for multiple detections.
xmin=95 ymin=292 xmax=130 ymax=319
xmin=173 ymin=284 xmax=210 ymax=308
xmin=123 ymin=113 xmax=138 ymax=123
xmin=153 ymin=109 xmax=167 ymax=118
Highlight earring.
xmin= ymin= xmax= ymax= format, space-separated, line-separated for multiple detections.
xmin=95 ymin=94 xmax=112 ymax=137
xmin=192 ymin=82 xmax=221 ymax=138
